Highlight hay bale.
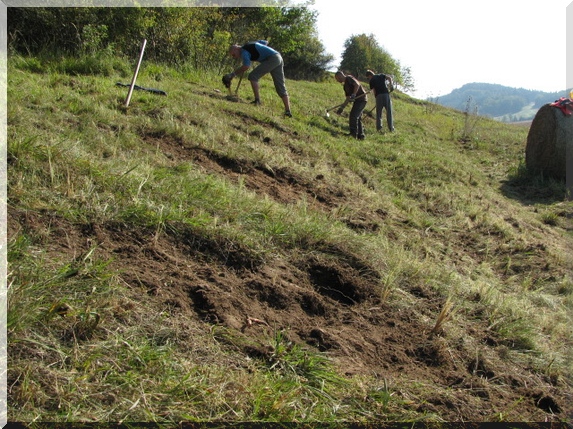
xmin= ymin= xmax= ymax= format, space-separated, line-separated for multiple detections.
xmin=525 ymin=103 xmax=573 ymax=180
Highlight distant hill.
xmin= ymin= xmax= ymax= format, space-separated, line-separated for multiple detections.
xmin=432 ymin=82 xmax=569 ymax=122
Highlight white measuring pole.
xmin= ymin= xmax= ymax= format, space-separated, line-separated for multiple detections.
xmin=125 ymin=39 xmax=147 ymax=107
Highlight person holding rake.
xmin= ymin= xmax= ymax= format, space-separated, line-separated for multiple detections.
xmin=334 ymin=71 xmax=368 ymax=139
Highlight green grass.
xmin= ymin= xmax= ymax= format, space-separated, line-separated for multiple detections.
xmin=6 ymin=54 xmax=573 ymax=423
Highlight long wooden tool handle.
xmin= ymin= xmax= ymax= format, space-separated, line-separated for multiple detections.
xmin=235 ymin=75 xmax=243 ymax=95
xmin=125 ymin=39 xmax=147 ymax=107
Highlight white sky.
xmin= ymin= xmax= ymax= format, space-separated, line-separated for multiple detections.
xmin=309 ymin=0 xmax=572 ymax=99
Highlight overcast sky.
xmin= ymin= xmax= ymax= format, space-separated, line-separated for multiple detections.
xmin=309 ymin=0 xmax=572 ymax=99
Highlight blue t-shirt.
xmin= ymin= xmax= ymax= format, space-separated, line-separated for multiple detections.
xmin=241 ymin=40 xmax=278 ymax=66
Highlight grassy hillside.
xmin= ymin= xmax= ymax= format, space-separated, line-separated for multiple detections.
xmin=6 ymin=55 xmax=573 ymax=423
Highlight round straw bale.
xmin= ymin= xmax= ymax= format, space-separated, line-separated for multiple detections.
xmin=525 ymin=103 xmax=572 ymax=180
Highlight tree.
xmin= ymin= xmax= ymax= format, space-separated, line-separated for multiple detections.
xmin=269 ymin=7 xmax=334 ymax=80
xmin=339 ymin=33 xmax=414 ymax=92
xmin=7 ymin=5 xmax=334 ymax=80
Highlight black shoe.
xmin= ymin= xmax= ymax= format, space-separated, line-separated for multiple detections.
xmin=251 ymin=99 xmax=261 ymax=106
xmin=346 ymin=133 xmax=364 ymax=140
xmin=284 ymin=110 xmax=292 ymax=117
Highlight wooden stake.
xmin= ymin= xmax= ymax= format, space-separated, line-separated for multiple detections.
xmin=125 ymin=39 xmax=147 ymax=107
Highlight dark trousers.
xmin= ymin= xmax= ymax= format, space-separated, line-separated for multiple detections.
xmin=349 ymin=99 xmax=367 ymax=138
xmin=375 ymin=93 xmax=393 ymax=131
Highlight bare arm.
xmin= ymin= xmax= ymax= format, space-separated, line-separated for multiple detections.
xmin=233 ymin=65 xmax=250 ymax=76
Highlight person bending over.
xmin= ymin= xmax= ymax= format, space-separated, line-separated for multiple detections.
xmin=224 ymin=40 xmax=292 ymax=117
xmin=334 ymin=71 xmax=368 ymax=139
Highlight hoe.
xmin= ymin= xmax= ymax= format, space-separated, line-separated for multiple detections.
xmin=324 ymin=91 xmax=370 ymax=118
xmin=226 ymin=75 xmax=243 ymax=102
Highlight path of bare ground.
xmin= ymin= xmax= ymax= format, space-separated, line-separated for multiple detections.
xmin=8 ymin=124 xmax=572 ymax=422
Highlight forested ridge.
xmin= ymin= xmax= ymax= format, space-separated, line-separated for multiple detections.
xmin=435 ymin=82 xmax=568 ymax=122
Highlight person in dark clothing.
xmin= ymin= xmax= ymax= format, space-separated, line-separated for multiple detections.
xmin=224 ymin=40 xmax=292 ymax=117
xmin=365 ymin=69 xmax=394 ymax=132
xmin=334 ymin=71 xmax=368 ymax=139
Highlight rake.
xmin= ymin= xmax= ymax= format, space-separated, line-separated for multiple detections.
xmin=324 ymin=90 xmax=370 ymax=118
xmin=324 ymin=102 xmax=345 ymax=118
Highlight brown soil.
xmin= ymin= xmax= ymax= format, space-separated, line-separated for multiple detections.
xmin=8 ymin=129 xmax=573 ymax=423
